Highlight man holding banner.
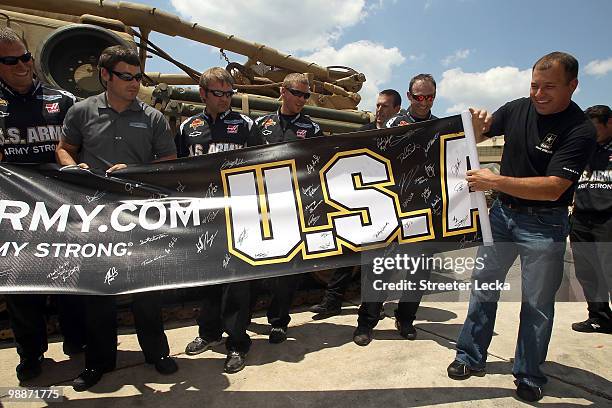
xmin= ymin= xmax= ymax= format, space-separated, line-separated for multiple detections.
xmin=253 ymin=73 xmax=323 ymax=344
xmin=447 ymin=52 xmax=597 ymax=402
xmin=56 ymin=45 xmax=178 ymax=390
xmin=178 ymin=67 xmax=262 ymax=374
xmin=353 ymin=76 xmax=439 ymax=346
xmin=311 ymin=89 xmax=402 ymax=318
xmin=0 ymin=27 xmax=87 ymax=383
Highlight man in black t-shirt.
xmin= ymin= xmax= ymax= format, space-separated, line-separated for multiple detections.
xmin=0 ymin=27 xmax=87 ymax=384
xmin=179 ymin=67 xmax=262 ymax=375
xmin=252 ymin=73 xmax=322 ymax=345
xmin=569 ymin=105 xmax=612 ymax=334
xmin=446 ymin=52 xmax=596 ymax=402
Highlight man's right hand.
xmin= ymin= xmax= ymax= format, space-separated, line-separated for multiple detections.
xmin=469 ymin=108 xmax=492 ymax=143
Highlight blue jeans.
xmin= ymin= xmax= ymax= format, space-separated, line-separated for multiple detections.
xmin=455 ymin=200 xmax=569 ymax=387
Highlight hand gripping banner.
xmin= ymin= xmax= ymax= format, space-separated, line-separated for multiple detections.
xmin=0 ymin=114 xmax=491 ymax=294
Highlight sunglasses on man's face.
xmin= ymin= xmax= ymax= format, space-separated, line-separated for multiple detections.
xmin=410 ymin=93 xmax=435 ymax=102
xmin=286 ymin=88 xmax=311 ymax=100
xmin=207 ymin=89 xmax=236 ymax=98
xmin=0 ymin=51 xmax=32 ymax=65
xmin=110 ymin=70 xmax=144 ymax=82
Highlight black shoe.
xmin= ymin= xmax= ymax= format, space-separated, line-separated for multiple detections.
xmin=185 ymin=336 xmax=223 ymax=355
xmin=571 ymin=318 xmax=612 ymax=334
xmin=353 ymin=327 xmax=373 ymax=346
xmin=224 ymin=351 xmax=247 ymax=374
xmin=16 ymin=355 xmax=43 ymax=382
xmin=73 ymin=367 xmax=111 ymax=392
xmin=447 ymin=360 xmax=485 ymax=380
xmin=63 ymin=342 xmax=86 ymax=356
xmin=269 ymin=327 xmax=288 ymax=344
xmin=310 ymin=298 xmax=342 ymax=316
xmin=151 ymin=356 xmax=178 ymax=375
xmin=395 ymin=320 xmax=417 ymax=340
xmin=515 ymin=381 xmax=543 ymax=402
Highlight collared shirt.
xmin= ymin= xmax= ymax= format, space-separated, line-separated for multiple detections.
xmin=254 ymin=109 xmax=323 ymax=144
xmin=385 ymin=110 xmax=437 ymax=128
xmin=574 ymin=139 xmax=612 ymax=213
xmin=62 ymin=92 xmax=176 ymax=169
xmin=0 ymin=80 xmax=75 ymax=163
xmin=176 ymin=109 xmax=262 ymax=157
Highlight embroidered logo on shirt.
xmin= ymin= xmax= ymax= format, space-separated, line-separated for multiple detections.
xmin=129 ymin=122 xmax=148 ymax=129
xmin=189 ymin=131 xmax=202 ymax=137
xmin=190 ymin=118 xmax=204 ymax=129
xmin=0 ymin=98 xmax=7 ymax=106
xmin=227 ymin=125 xmax=239 ymax=134
xmin=45 ymin=103 xmax=60 ymax=113
xmin=296 ymin=129 xmax=307 ymax=138
xmin=36 ymin=94 xmax=62 ymax=101
xmin=536 ymin=133 xmax=557 ymax=154
xmin=263 ymin=118 xmax=277 ymax=128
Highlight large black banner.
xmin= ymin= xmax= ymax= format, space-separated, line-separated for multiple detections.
xmin=0 ymin=115 xmax=489 ymax=294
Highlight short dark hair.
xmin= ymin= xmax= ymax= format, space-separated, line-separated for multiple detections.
xmin=379 ymin=89 xmax=401 ymax=107
xmin=585 ymin=105 xmax=611 ymax=125
xmin=533 ymin=52 xmax=578 ymax=82
xmin=98 ymin=45 xmax=140 ymax=72
xmin=408 ymin=74 xmax=436 ymax=94
xmin=0 ymin=27 xmax=26 ymax=49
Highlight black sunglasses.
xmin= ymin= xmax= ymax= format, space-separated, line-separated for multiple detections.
xmin=286 ymin=88 xmax=311 ymax=99
xmin=0 ymin=51 xmax=32 ymax=65
xmin=110 ymin=70 xmax=144 ymax=82
xmin=207 ymin=89 xmax=236 ymax=98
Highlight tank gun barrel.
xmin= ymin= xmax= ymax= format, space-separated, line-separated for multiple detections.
xmin=1 ymin=0 xmax=343 ymax=81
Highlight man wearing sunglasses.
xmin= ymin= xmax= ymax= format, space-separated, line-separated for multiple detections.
xmin=178 ymin=67 xmax=263 ymax=374
xmin=57 ymin=45 xmax=178 ymax=391
xmin=352 ymin=76 xmax=440 ymax=347
xmin=0 ymin=27 xmax=89 ymax=384
xmin=387 ymin=73 xmax=438 ymax=126
xmin=251 ymin=73 xmax=323 ymax=345
xmin=311 ymin=89 xmax=402 ymax=319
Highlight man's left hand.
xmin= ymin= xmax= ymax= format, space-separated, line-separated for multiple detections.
xmin=466 ymin=168 xmax=499 ymax=191
xmin=106 ymin=163 xmax=128 ymax=173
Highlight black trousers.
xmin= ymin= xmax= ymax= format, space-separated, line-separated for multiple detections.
xmin=266 ymin=274 xmax=302 ymax=328
xmin=84 ymin=291 xmax=169 ymax=370
xmin=358 ymin=264 xmax=431 ymax=330
xmin=323 ymin=266 xmax=357 ymax=303
xmin=6 ymin=294 xmax=86 ymax=360
xmin=569 ymin=212 xmax=612 ymax=321
xmin=197 ymin=282 xmax=251 ymax=353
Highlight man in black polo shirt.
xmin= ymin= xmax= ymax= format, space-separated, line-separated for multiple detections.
xmin=57 ymin=45 xmax=178 ymax=391
xmin=387 ymin=73 xmax=438 ymax=126
xmin=569 ymin=105 xmax=612 ymax=334
xmin=179 ymin=67 xmax=262 ymax=374
xmin=253 ymin=73 xmax=322 ymax=344
xmin=311 ymin=89 xmax=402 ymax=318
xmin=0 ymin=27 xmax=86 ymax=383
xmin=446 ymin=52 xmax=596 ymax=402
xmin=310 ymin=89 xmax=402 ymax=318
xmin=352 ymin=77 xmax=439 ymax=346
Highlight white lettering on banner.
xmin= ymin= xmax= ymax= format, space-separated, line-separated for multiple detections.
xmin=0 ymin=199 xmax=208 ymax=233
xmin=221 ymin=138 xmax=480 ymax=266
xmin=0 ymin=132 xmax=482 ymax=265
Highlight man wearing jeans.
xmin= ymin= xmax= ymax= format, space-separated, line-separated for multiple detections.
xmin=446 ymin=52 xmax=596 ymax=402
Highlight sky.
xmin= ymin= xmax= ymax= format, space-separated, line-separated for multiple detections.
xmin=133 ymin=0 xmax=611 ymax=116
